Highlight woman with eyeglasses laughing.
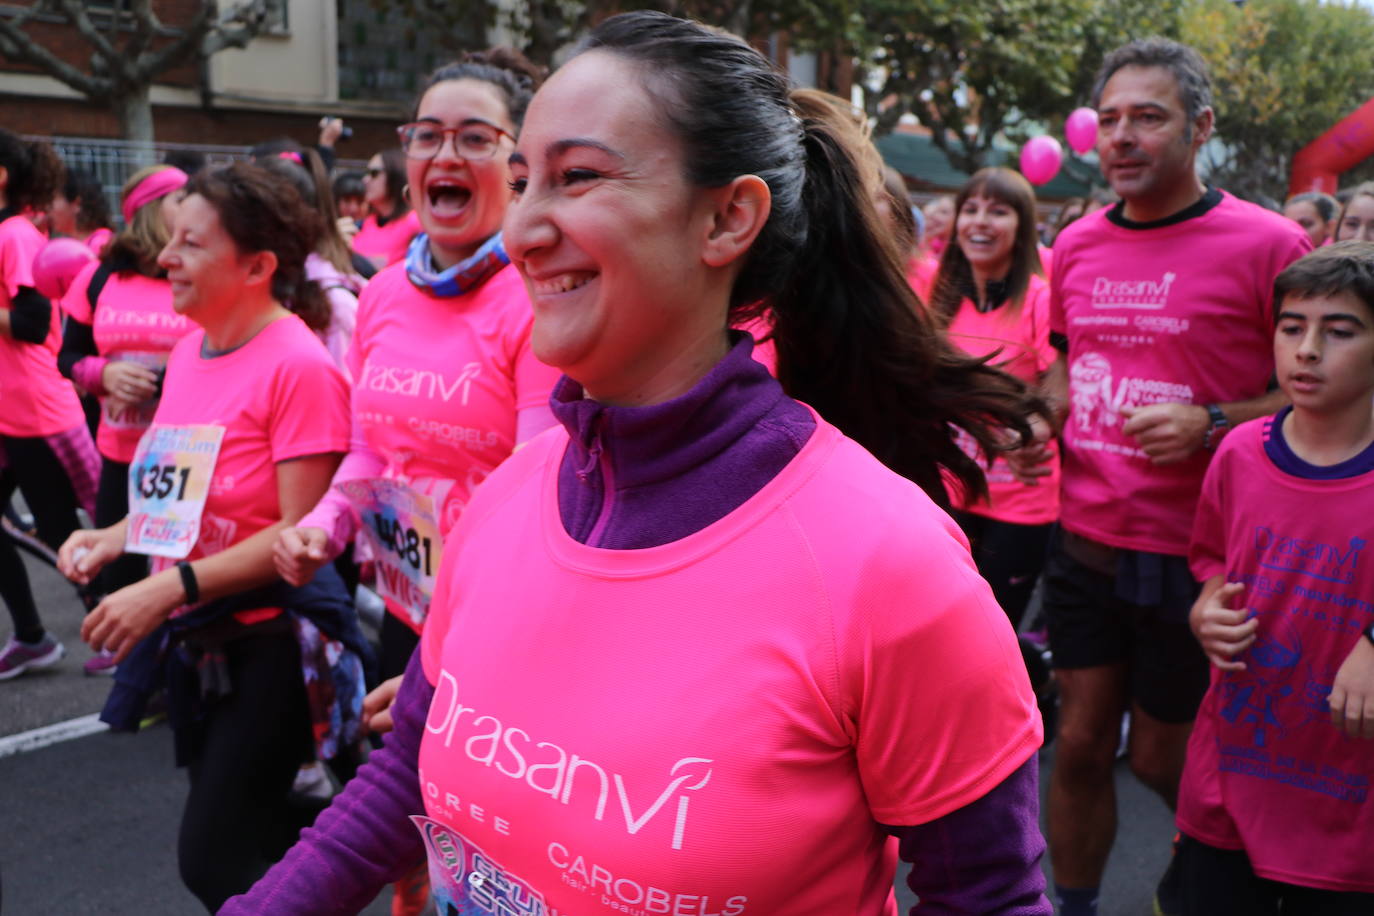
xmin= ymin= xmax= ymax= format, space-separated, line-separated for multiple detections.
xmin=274 ymin=46 xmax=562 ymax=721
xmin=351 ymin=148 xmax=419 ymax=269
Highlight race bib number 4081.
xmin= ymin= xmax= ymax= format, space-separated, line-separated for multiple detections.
xmin=339 ymin=478 xmax=443 ymax=627
xmin=125 ymin=425 xmax=224 ymax=559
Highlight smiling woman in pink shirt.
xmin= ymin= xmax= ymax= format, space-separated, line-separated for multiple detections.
xmin=274 ymin=49 xmax=561 ymax=685
xmin=58 ymin=163 xmax=358 ymax=911
xmin=57 ymin=165 xmax=195 ymax=667
xmin=351 ymin=148 xmax=420 ymax=269
xmin=929 ymin=167 xmax=1061 ymax=630
xmin=231 ymin=13 xmax=1053 ymax=916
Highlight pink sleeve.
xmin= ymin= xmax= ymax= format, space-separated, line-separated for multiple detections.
xmin=1188 ymin=444 xmax=1230 ymax=583
xmin=1258 ymin=232 xmax=1313 ymax=329
xmin=72 ymin=356 xmax=108 ymax=395
xmin=267 ymin=340 xmax=351 ymax=463
xmin=60 ymin=260 xmax=99 ymax=325
xmin=297 ymin=397 xmax=387 ymax=557
xmin=0 ymin=222 xmax=38 ymax=297
xmin=318 ymin=286 xmax=358 ymax=377
xmin=1027 ymin=282 xmax=1056 ymax=374
xmin=847 ymin=514 xmax=1041 ymax=825
xmin=1048 ymin=248 xmax=1066 ymax=337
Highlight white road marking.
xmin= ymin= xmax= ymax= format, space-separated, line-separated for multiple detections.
xmin=0 ymin=713 xmax=107 ymax=759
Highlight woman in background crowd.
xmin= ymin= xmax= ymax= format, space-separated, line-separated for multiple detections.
xmin=929 ymin=167 xmax=1060 ymax=631
xmin=1334 ymin=183 xmax=1374 ymax=243
xmin=49 ymin=167 xmax=114 ymax=254
xmin=352 ymin=148 xmax=420 ymax=268
xmin=0 ymin=128 xmax=98 ymax=680
xmin=258 ymin=150 xmax=363 ymax=373
xmin=57 ymin=166 xmax=193 ymax=672
xmin=1284 ymin=190 xmax=1337 ymax=248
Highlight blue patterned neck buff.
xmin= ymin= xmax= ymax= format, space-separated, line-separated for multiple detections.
xmin=404 ymin=231 xmax=510 ymax=297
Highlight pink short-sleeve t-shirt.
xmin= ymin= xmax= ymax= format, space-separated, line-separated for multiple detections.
xmin=0 ymin=214 xmax=85 ymax=437
xmin=415 ymin=419 xmax=1042 ymax=915
xmin=352 ymin=211 xmax=422 ymax=266
xmin=1050 ymin=193 xmax=1309 ymax=554
xmin=62 ymin=260 xmax=195 ymax=463
xmin=944 ymin=273 xmax=1060 ymax=525
xmin=349 ymin=261 xmax=561 ymax=538
xmin=1181 ymin=415 xmax=1374 ymax=893
xmin=144 ymin=315 xmax=349 ymax=573
xmin=84 ymin=227 xmax=113 ymax=255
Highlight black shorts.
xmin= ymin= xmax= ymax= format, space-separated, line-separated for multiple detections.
xmin=1174 ymin=833 xmax=1374 ymax=915
xmin=1043 ymin=527 xmax=1208 ymax=723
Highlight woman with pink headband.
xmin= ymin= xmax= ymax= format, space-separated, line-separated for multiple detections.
xmin=0 ymin=128 xmax=99 ymax=680
xmin=57 ymin=164 xmax=194 ymax=673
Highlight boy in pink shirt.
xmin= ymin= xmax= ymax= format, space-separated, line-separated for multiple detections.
xmin=1175 ymin=241 xmax=1374 ymax=913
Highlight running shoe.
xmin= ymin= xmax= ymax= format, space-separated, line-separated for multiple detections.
xmin=82 ymin=648 xmax=118 ymax=676
xmin=0 ymin=634 xmax=66 ymax=680
xmin=291 ymin=762 xmax=336 ymax=801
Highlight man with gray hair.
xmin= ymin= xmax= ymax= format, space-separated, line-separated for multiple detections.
xmin=1039 ymin=37 xmax=1310 ymax=916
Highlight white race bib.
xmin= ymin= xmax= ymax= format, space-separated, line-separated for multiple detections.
xmin=339 ymin=478 xmax=443 ymax=627
xmin=125 ymin=424 xmax=224 ymax=558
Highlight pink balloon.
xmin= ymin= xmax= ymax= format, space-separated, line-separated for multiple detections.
xmin=1019 ymin=136 xmax=1063 ymax=186
xmin=31 ymin=237 xmax=96 ymax=300
xmin=1065 ymin=107 xmax=1099 ymax=154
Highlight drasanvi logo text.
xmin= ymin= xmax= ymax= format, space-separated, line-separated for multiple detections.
xmin=426 ymin=668 xmax=714 ymax=851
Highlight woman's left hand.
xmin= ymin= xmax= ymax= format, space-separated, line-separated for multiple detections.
xmin=1004 ymin=414 xmax=1055 ymax=486
xmin=80 ymin=572 xmax=185 ymax=663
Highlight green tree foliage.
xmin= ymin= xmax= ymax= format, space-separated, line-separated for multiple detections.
xmin=1183 ymin=0 xmax=1374 ymax=204
xmin=853 ymin=0 xmax=1187 ymax=174
xmin=370 ymin=0 xmax=1191 ymax=175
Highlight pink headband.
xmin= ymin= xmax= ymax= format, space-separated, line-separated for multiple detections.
xmin=278 ymin=151 xmax=304 ymax=165
xmin=122 ymin=167 xmax=188 ymax=224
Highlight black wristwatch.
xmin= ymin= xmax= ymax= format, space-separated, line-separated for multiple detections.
xmin=1365 ymin=621 xmax=1374 ymax=649
xmin=1203 ymin=403 xmax=1229 ymax=450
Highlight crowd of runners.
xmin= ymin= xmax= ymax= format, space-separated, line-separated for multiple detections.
xmin=1 ymin=11 xmax=1372 ymax=916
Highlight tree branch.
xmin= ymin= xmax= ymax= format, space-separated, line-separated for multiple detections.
xmin=50 ymin=0 xmax=120 ymax=67
xmin=131 ymin=0 xmax=218 ymax=81
xmin=0 ymin=7 xmax=107 ymax=97
xmin=126 ymin=0 xmax=162 ymax=62
xmin=199 ymin=0 xmax=274 ymax=56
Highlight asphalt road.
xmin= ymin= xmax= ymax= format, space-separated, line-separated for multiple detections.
xmin=1 ymin=550 xmax=1175 ymax=915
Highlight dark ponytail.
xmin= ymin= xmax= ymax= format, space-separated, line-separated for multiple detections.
xmin=185 ymin=163 xmax=331 ymax=333
xmin=581 ymin=11 xmax=1042 ymax=504
xmin=773 ymin=108 xmax=1037 ymax=503
xmin=0 ymin=129 xmax=64 ymax=214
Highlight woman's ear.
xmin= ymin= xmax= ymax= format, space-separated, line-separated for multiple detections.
xmin=244 ymin=249 xmax=279 ymax=291
xmin=701 ymin=174 xmax=771 ymax=268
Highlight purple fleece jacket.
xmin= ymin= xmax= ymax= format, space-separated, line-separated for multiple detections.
xmin=223 ymin=333 xmax=1049 ymax=915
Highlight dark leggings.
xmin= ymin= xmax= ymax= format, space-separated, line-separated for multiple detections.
xmin=380 ymin=610 xmax=421 ymax=681
xmin=0 ymin=435 xmax=85 ymax=642
xmin=177 ymin=629 xmax=316 ymax=913
xmin=92 ymin=458 xmax=148 ymax=599
xmin=951 ymin=511 xmax=1053 ymax=630
xmin=1176 ymin=833 xmax=1374 ymax=915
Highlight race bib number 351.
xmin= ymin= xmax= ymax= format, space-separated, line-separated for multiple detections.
xmin=125 ymin=425 xmax=224 ymax=559
xmin=339 ymin=478 xmax=443 ymax=627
